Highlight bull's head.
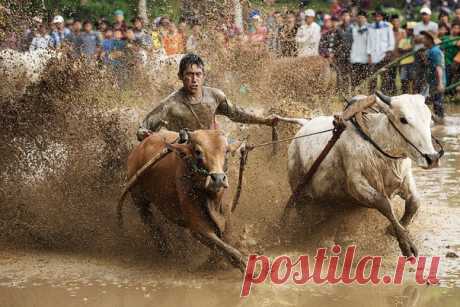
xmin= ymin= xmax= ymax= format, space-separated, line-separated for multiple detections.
xmin=375 ymin=91 xmax=443 ymax=169
xmin=167 ymin=130 xmax=241 ymax=193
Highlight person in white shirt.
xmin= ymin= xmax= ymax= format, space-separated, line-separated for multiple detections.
xmin=30 ymin=23 xmax=52 ymax=51
xmin=367 ymin=10 xmax=395 ymax=92
xmin=350 ymin=10 xmax=369 ymax=86
xmin=413 ymin=7 xmax=439 ymax=92
xmin=295 ymin=9 xmax=321 ymax=57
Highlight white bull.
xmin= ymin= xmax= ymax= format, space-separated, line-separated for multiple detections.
xmin=283 ymin=92 xmax=442 ymax=257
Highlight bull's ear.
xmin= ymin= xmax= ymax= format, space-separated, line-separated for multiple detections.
xmin=227 ymin=141 xmax=243 ymax=155
xmin=166 ymin=143 xmax=191 ymax=158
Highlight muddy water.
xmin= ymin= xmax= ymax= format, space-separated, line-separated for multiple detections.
xmin=1 ymin=107 xmax=460 ymax=306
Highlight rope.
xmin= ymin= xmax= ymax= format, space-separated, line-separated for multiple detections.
xmin=247 ymin=128 xmax=334 ymax=150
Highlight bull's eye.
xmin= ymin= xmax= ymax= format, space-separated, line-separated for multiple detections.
xmin=400 ymin=117 xmax=409 ymax=125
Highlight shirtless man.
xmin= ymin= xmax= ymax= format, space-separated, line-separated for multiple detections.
xmin=137 ymin=53 xmax=279 ymax=141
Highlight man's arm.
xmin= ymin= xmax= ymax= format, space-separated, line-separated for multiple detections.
xmin=215 ymin=90 xmax=273 ymax=125
xmin=136 ymin=103 xmax=169 ymax=141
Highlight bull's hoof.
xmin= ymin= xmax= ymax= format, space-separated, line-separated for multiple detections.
xmin=399 ymin=237 xmax=418 ymax=258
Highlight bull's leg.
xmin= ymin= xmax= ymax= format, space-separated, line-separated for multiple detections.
xmin=193 ymin=231 xmax=247 ymax=273
xmin=399 ymin=173 xmax=421 ymax=228
xmin=348 ymin=177 xmax=418 ymax=257
xmin=131 ymin=189 xmax=171 ymax=256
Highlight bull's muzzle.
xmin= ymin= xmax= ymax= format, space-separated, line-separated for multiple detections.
xmin=423 ymin=152 xmax=442 ymax=169
xmin=205 ymin=172 xmax=229 ymax=191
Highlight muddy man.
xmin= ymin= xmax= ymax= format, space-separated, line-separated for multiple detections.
xmin=137 ymin=53 xmax=279 ymax=141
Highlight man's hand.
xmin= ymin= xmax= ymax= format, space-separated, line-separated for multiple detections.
xmin=264 ymin=114 xmax=280 ymax=126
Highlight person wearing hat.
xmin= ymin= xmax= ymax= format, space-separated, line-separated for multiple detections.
xmin=413 ymin=7 xmax=439 ymax=92
xmin=50 ymin=15 xmax=71 ymax=48
xmin=295 ymin=9 xmax=321 ymax=56
xmin=421 ymin=30 xmax=446 ymax=120
xmin=350 ymin=10 xmax=370 ymax=87
xmin=366 ymin=9 xmax=395 ymax=92
xmin=113 ymin=9 xmax=127 ymax=32
xmin=398 ymin=22 xmax=417 ymax=93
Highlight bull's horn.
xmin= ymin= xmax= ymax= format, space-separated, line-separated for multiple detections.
xmin=375 ymin=91 xmax=392 ymax=106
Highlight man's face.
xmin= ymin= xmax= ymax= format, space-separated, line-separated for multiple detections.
xmin=134 ymin=20 xmax=143 ymax=30
xmin=341 ymin=13 xmax=350 ymax=24
xmin=306 ymin=16 xmax=314 ymax=25
xmin=56 ymin=22 xmax=64 ymax=30
xmin=178 ymin=22 xmax=187 ymax=32
xmin=287 ymin=14 xmax=296 ymax=24
xmin=181 ymin=64 xmax=204 ymax=95
xmin=456 ymin=8 xmax=460 ymax=19
xmin=83 ymin=23 xmax=92 ymax=32
xmin=421 ymin=13 xmax=431 ymax=23
xmin=453 ymin=25 xmax=460 ymax=36
xmin=115 ymin=15 xmax=124 ymax=23
xmin=357 ymin=15 xmax=367 ymax=25
xmin=375 ymin=14 xmax=383 ymax=22
xmin=422 ymin=35 xmax=433 ymax=48
xmin=104 ymin=30 xmax=113 ymax=39
xmin=73 ymin=22 xmax=81 ymax=32
xmin=391 ymin=18 xmax=400 ymax=29
xmin=192 ymin=24 xmax=201 ymax=34
xmin=161 ymin=18 xmax=170 ymax=29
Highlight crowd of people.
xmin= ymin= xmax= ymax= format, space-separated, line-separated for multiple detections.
xmin=4 ymin=1 xmax=460 ymax=119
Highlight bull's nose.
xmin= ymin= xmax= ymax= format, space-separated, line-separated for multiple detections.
xmin=424 ymin=153 xmax=440 ymax=167
xmin=210 ymin=173 xmax=228 ymax=188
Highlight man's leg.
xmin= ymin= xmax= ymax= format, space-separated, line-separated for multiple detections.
xmin=432 ymin=93 xmax=445 ymax=118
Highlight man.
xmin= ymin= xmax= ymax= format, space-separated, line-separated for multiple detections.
xmin=113 ymin=9 xmax=127 ymax=32
xmin=295 ymin=9 xmax=321 ymax=57
xmin=74 ymin=20 xmax=100 ymax=59
xmin=137 ymin=53 xmax=278 ymax=141
xmin=350 ymin=10 xmax=369 ymax=87
xmin=336 ymin=9 xmax=353 ymax=90
xmin=421 ymin=31 xmax=446 ymax=120
xmin=414 ymin=7 xmax=438 ymax=92
xmin=443 ymin=22 xmax=460 ymax=85
xmin=51 ymin=15 xmax=71 ymax=48
xmin=399 ymin=22 xmax=417 ymax=93
xmin=388 ymin=14 xmax=406 ymax=95
xmin=279 ymin=11 xmax=299 ymax=57
xmin=319 ymin=15 xmax=341 ymax=59
xmin=366 ymin=10 xmax=394 ymax=92
xmin=132 ymin=16 xmax=152 ymax=49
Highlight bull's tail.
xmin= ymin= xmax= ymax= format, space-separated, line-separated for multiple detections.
xmin=277 ymin=116 xmax=310 ymax=126
xmin=117 ymin=187 xmax=130 ymax=229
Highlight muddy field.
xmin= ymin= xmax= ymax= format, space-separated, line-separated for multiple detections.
xmin=0 ymin=47 xmax=459 ymax=306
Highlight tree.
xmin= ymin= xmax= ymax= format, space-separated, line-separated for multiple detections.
xmin=138 ymin=0 xmax=148 ymax=23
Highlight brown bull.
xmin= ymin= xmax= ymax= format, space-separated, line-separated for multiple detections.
xmin=117 ymin=129 xmax=246 ymax=272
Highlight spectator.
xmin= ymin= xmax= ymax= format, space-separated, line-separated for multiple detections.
xmin=399 ymin=22 xmax=417 ymax=93
xmin=439 ymin=10 xmax=451 ymax=29
xmin=29 ymin=23 xmax=52 ymax=51
xmin=366 ymin=10 xmax=395 ymax=92
xmin=51 ymin=15 xmax=71 ymax=48
xmin=249 ymin=14 xmax=268 ymax=44
xmin=414 ymin=7 xmax=439 ymax=92
xmin=330 ymin=0 xmax=342 ymax=19
xmin=295 ymin=9 xmax=321 ymax=57
xmin=454 ymin=6 xmax=460 ymax=24
xmin=162 ymin=23 xmax=185 ymax=55
xmin=319 ymin=16 xmax=341 ymax=59
xmin=132 ymin=16 xmax=152 ymax=49
xmin=95 ymin=19 xmax=110 ymax=41
xmin=267 ymin=11 xmax=283 ymax=55
xmin=388 ymin=14 xmax=406 ymax=94
xmin=421 ymin=31 xmax=446 ymax=120
xmin=101 ymin=28 xmax=114 ymax=64
xmin=67 ymin=19 xmax=82 ymax=47
xmin=350 ymin=10 xmax=369 ymax=87
xmin=321 ymin=14 xmax=332 ymax=34
xmin=336 ymin=9 xmax=353 ymax=90
xmin=113 ymin=9 xmax=127 ymax=32
xmin=442 ymin=22 xmax=460 ymax=84
xmin=151 ymin=19 xmax=163 ymax=50
xmin=186 ymin=20 xmax=204 ymax=52
xmin=280 ymin=11 xmax=299 ymax=57
xmin=74 ymin=20 xmax=101 ymax=59
xmin=438 ymin=23 xmax=451 ymax=39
